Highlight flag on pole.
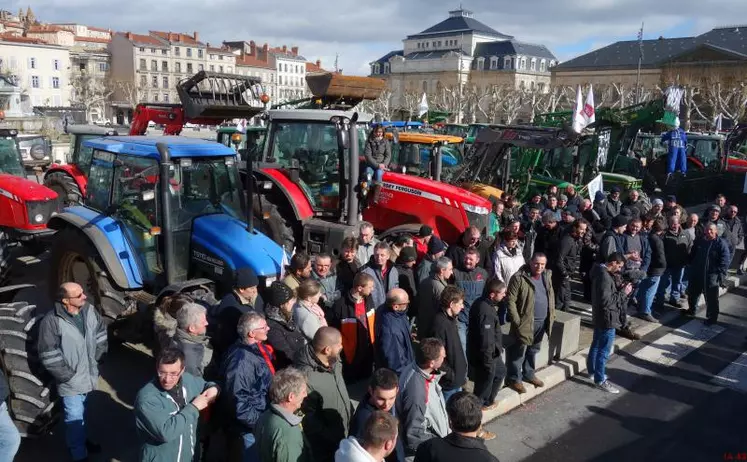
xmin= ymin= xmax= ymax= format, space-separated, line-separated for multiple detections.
xmin=418 ymin=92 xmax=429 ymax=118
xmin=584 ymin=84 xmax=596 ymax=126
xmin=714 ymin=113 xmax=723 ymax=132
xmin=637 ymin=22 xmax=645 ymax=60
xmin=572 ymin=86 xmax=584 ymax=133
xmin=572 ymin=85 xmax=596 ymax=133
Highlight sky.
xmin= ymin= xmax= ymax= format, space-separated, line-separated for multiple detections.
xmin=6 ymin=0 xmax=745 ymax=75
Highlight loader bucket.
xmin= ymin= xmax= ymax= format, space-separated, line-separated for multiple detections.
xmin=305 ymin=72 xmax=386 ymax=108
xmin=177 ymin=71 xmax=265 ymax=121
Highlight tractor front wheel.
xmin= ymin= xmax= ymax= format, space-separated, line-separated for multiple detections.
xmin=253 ymin=199 xmax=296 ymax=254
xmin=44 ymin=172 xmax=82 ymax=208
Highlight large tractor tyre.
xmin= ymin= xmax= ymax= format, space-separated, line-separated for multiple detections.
xmin=253 ymin=199 xmax=296 ymax=254
xmin=0 ymin=301 xmax=58 ymax=436
xmin=49 ymin=228 xmax=130 ymax=324
xmin=44 ymin=171 xmax=83 ymax=208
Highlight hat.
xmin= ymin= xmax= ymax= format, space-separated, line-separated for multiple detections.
xmin=594 ymin=191 xmax=606 ymax=201
xmin=559 ymin=194 xmax=568 ymax=202
xmin=428 ymin=236 xmax=446 ymax=255
xmin=611 ymin=186 xmax=621 ymax=194
xmin=666 ymin=195 xmax=676 ymax=203
xmin=652 ymin=198 xmax=664 ymax=206
xmin=418 ymin=225 xmax=433 ymax=238
xmin=612 ymin=215 xmax=629 ymax=228
xmin=399 ymin=247 xmax=418 ymax=263
xmin=267 ymin=281 xmax=294 ymax=306
xmin=235 ymin=267 xmax=259 ymax=288
xmin=709 ymin=204 xmax=721 ymax=213
xmin=530 ymin=190 xmax=542 ymax=199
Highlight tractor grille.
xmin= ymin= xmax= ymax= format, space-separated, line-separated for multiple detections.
xmin=466 ymin=210 xmax=489 ymax=235
xmin=26 ymin=199 xmax=58 ymax=225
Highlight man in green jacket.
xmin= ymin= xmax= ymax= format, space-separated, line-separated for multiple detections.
xmin=505 ymin=253 xmax=556 ymax=395
xmin=255 ymin=367 xmax=312 ymax=462
xmin=135 ymin=347 xmax=220 ymax=462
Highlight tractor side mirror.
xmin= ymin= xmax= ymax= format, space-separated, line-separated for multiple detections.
xmin=337 ymin=128 xmax=349 ymax=150
xmin=289 ymin=159 xmax=301 ymax=183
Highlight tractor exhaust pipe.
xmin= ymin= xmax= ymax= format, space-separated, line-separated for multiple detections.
xmin=347 ymin=114 xmax=360 ymax=227
xmin=245 ymin=150 xmax=255 ymax=233
xmin=156 ymin=142 xmax=176 ymax=286
xmin=433 ymin=144 xmax=443 ymax=182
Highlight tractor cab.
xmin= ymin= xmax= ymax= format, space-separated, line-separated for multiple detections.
xmin=442 ymin=123 xmax=468 ymax=138
xmin=0 ymin=128 xmax=25 ymax=176
xmin=216 ymin=125 xmax=267 ymax=162
xmin=385 ymin=132 xmax=463 ymax=179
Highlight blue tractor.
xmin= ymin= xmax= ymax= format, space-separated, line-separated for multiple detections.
xmin=46 ymin=136 xmax=285 ymax=342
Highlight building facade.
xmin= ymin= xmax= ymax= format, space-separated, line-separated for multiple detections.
xmin=370 ymin=8 xmax=557 ymax=121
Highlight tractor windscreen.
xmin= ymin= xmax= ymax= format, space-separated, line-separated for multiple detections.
xmin=0 ymin=137 xmax=24 ymax=176
xmin=168 ymin=157 xmax=244 ymax=229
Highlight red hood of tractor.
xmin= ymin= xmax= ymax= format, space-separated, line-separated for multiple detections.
xmin=0 ymin=174 xmax=58 ymax=201
xmin=382 ymin=171 xmax=491 ymax=207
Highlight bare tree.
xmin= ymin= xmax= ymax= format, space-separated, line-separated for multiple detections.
xmin=69 ymin=71 xmax=113 ymax=122
xmin=609 ymin=83 xmax=636 ymax=108
xmin=473 ymin=84 xmax=506 ymax=123
xmin=400 ymin=90 xmax=421 ymax=120
xmin=371 ymin=89 xmax=394 ymax=121
xmin=500 ymin=88 xmax=523 ymax=124
xmin=114 ymin=79 xmax=146 ymax=109
xmin=716 ymin=81 xmax=747 ymax=123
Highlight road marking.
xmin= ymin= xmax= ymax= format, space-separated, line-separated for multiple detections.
xmin=712 ymin=351 xmax=747 ymax=393
xmin=633 ymin=320 xmax=724 ymax=367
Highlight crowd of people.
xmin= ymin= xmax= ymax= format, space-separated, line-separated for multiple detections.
xmin=1 ymin=183 xmax=743 ymax=462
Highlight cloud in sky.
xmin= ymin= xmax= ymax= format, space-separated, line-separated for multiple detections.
xmin=7 ymin=0 xmax=744 ymax=74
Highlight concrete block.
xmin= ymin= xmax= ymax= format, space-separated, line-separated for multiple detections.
xmin=548 ymin=310 xmax=581 ymax=360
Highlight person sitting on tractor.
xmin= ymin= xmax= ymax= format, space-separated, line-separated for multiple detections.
xmin=363 ymin=126 xmax=392 ymax=203
xmin=661 ymin=118 xmax=688 ymax=177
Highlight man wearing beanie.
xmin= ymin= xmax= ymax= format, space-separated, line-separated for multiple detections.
xmin=396 ymin=246 xmax=419 ymax=318
xmin=414 ymin=225 xmax=434 ymax=264
xmin=417 ymin=237 xmax=446 ymax=284
xmin=265 ymin=282 xmax=307 ymax=369
xmin=213 ymin=267 xmax=265 ymax=356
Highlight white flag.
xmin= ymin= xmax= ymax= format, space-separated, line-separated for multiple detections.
xmin=418 ymin=92 xmax=429 ymax=118
xmin=572 ymin=85 xmax=595 ymax=133
xmin=714 ymin=113 xmax=723 ymax=132
xmin=572 ymin=85 xmax=584 ymax=133
xmin=584 ymin=84 xmax=596 ymax=126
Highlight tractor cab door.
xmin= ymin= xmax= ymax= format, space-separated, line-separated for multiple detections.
xmin=69 ymin=134 xmax=98 ymax=176
xmin=0 ymin=135 xmax=24 ymax=176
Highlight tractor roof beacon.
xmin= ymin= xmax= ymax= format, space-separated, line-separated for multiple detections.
xmin=248 ymin=72 xmax=492 ymax=254
xmin=46 ymin=135 xmax=285 ymax=339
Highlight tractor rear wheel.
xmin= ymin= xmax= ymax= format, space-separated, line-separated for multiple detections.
xmin=0 ymin=301 xmax=58 ymax=436
xmin=44 ymin=172 xmax=82 ymax=208
xmin=253 ymin=199 xmax=296 ymax=254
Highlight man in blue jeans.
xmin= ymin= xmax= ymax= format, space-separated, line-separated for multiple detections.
xmin=0 ymin=370 xmax=21 ymax=460
xmin=589 ymin=253 xmax=632 ymax=394
xmin=38 ymin=282 xmax=108 ymax=461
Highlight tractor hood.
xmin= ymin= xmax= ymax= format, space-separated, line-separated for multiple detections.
xmin=191 ymin=214 xmax=284 ymax=278
xmin=384 ymin=171 xmax=491 ymax=209
xmin=600 ymin=172 xmax=639 ymax=185
xmin=0 ymin=174 xmax=58 ymax=202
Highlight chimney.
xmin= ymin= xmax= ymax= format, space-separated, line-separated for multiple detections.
xmin=126 ymin=31 xmax=132 ymax=40
xmin=249 ymin=40 xmax=256 ymax=56
xmin=194 ymin=31 xmax=199 ymax=41
xmin=316 ymin=59 xmax=321 ymax=67
xmin=291 ymin=46 xmax=298 ymax=56
xmin=282 ymin=45 xmax=287 ymax=53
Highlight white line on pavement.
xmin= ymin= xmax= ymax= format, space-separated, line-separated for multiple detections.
xmin=712 ymin=351 xmax=747 ymax=393
xmin=632 ymin=320 xmax=725 ymax=367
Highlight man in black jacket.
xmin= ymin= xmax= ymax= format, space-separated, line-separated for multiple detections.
xmin=589 ymin=253 xmax=632 ymax=394
xmin=349 ymin=368 xmax=405 ymax=462
xmin=414 ymin=392 xmax=499 ymax=462
xmin=687 ymin=223 xmax=731 ymax=325
xmin=431 ymin=286 xmax=468 ymax=404
xmin=0 ymin=369 xmax=21 ymax=461
xmin=555 ymin=220 xmax=588 ymax=312
xmin=468 ymin=279 xmax=507 ymax=415
xmin=212 ymin=267 xmax=264 ymax=357
xmin=337 ymin=236 xmax=360 ymax=293
xmin=658 ymin=216 xmax=693 ymax=308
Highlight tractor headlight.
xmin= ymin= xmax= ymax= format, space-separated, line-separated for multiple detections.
xmin=34 ymin=214 xmax=44 ymax=223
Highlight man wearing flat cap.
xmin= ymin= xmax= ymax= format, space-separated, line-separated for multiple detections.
xmin=212 ymin=267 xmax=265 ymax=357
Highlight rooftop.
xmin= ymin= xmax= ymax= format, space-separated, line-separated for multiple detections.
xmin=150 ymin=30 xmax=203 ymax=46
xmin=235 ymin=54 xmax=274 ymax=69
xmin=83 ymin=136 xmax=236 ymax=159
xmin=75 ymin=35 xmax=111 ymax=44
xmin=117 ymin=31 xmax=166 ymax=47
xmin=407 ymin=8 xmax=513 ymax=40
xmin=474 ymin=40 xmax=557 ymax=61
xmin=0 ymin=32 xmax=50 ymax=45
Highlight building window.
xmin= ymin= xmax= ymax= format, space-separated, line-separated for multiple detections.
xmin=417 ymin=43 xmax=421 ymax=49
xmin=151 ymin=48 xmax=156 ymax=53
xmin=187 ymin=63 xmax=193 ymax=73
xmin=422 ymin=81 xmax=428 ymax=93
xmin=476 ymin=58 xmax=485 ymax=71
xmin=99 ymin=62 xmax=108 ymax=72
xmin=520 ymin=80 xmax=525 ymax=89
xmin=198 ymin=49 xmax=203 ymax=58
xmin=53 ymin=59 xmax=60 ymax=70
xmin=162 ymin=49 xmax=167 ymax=55
xmin=198 ymin=64 xmax=204 ymax=71
xmin=520 ymin=58 xmax=526 ymax=70
xmin=151 ymin=60 xmax=157 ymax=71
xmin=219 ymin=55 xmax=224 ymax=60
xmin=162 ymin=61 xmax=168 ymax=72
xmin=530 ymin=81 xmax=535 ymax=90
xmin=279 ymin=75 xmax=283 ymax=85
xmin=383 ymin=63 xmax=390 ymax=73
xmin=538 ymin=83 xmax=545 ymax=92
xmin=140 ymin=75 xmax=147 ymax=87
xmin=30 ymin=57 xmax=36 ymax=69
xmin=140 ymin=59 xmax=146 ymax=70
xmin=175 ymin=47 xmax=181 ymax=56
xmin=540 ymin=60 xmax=546 ymax=72
xmin=490 ymin=57 xmax=498 ymax=70
xmin=186 ymin=48 xmax=192 ymax=57
xmin=79 ymin=62 xmax=86 ymax=71
xmin=52 ymin=77 xmax=60 ymax=89
xmin=163 ymin=76 xmax=169 ymax=88
xmin=373 ymin=63 xmax=380 ymax=74
xmin=219 ymin=65 xmax=224 ymax=73
xmin=154 ymin=93 xmax=159 ymax=102
xmin=210 ymin=65 xmax=215 ymax=71
xmin=549 ymin=60 xmax=556 ymax=67
xmin=140 ymin=47 xmax=145 ymax=52
xmin=164 ymin=94 xmax=169 ymax=102
xmin=31 ymin=76 xmax=40 ymax=88
xmin=530 ymin=58 xmax=536 ymax=71
xmin=504 ymin=57 xmax=511 ymax=69
xmin=175 ymin=62 xmax=182 ymax=73
xmin=152 ymin=76 xmax=158 ymax=88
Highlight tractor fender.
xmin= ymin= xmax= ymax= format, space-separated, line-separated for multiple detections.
xmin=255 ymin=168 xmax=314 ymax=221
xmin=47 ymin=209 xmax=143 ymax=290
xmin=154 ymin=278 xmax=217 ymax=307
xmin=44 ymin=164 xmax=87 ymax=195
xmin=377 ymin=224 xmax=427 ymax=242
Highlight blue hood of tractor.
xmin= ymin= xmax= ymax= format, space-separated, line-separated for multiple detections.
xmin=191 ymin=214 xmax=284 ymax=278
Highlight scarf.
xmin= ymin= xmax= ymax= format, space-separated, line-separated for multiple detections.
xmin=258 ymin=342 xmax=276 ymax=375
xmin=300 ymin=300 xmax=328 ymax=326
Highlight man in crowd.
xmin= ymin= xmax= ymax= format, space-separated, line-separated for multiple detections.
xmin=313 ymin=253 xmax=341 ymax=310
xmin=605 ymin=186 xmax=622 ymax=219
xmin=375 ymin=288 xmax=415 ymax=375
xmin=431 ymin=286 xmax=468 ymax=403
xmin=664 ymin=195 xmax=686 ymax=223
xmin=565 ymin=184 xmax=582 ymax=213
xmin=338 ymin=237 xmax=361 ymax=293
xmin=658 ymin=216 xmax=692 ymax=309
xmin=416 ymin=237 xmax=446 ymax=284
xmin=453 ymin=248 xmax=489 ymax=353
xmin=295 ymin=327 xmax=353 ymax=462
xmin=446 ymin=227 xmax=488 ymax=271
xmin=397 ymin=338 xmax=450 ymax=459
xmin=357 ymin=222 xmax=380 ymax=266
xmin=328 ymin=272 xmax=376 ymax=382
xmin=349 ymin=368 xmax=405 ymax=462
xmin=255 ymin=367 xmax=312 ymax=462
xmin=135 ymin=348 xmax=219 ymax=462
xmin=337 ymin=411 xmax=399 ymax=462
xmin=391 ymin=235 xmax=415 ymax=263
xmin=505 ymin=253 xmax=555 ymax=394
xmin=417 ymin=256 xmax=452 ymax=338
xmin=589 ymin=253 xmax=632 ymax=394
xmin=414 ymin=392 xmax=500 ymax=462
xmin=555 ymin=220 xmax=588 ymax=312
xmin=521 ymin=192 xmax=544 ymax=219
xmin=38 ymin=282 xmax=108 ymax=462
xmin=284 ymin=252 xmax=312 ymax=291
xmin=0 ymin=369 xmax=21 ymax=460
xmin=396 ymin=246 xmax=419 ymax=307
xmin=468 ymin=280 xmax=507 ymax=414
xmin=414 ymin=225 xmax=434 ymax=263
xmin=686 ymin=223 xmax=730 ymax=325
xmin=213 ymin=268 xmax=264 ymax=356
xmin=722 ymin=205 xmax=744 ymax=264
xmin=361 ymin=242 xmax=400 ymax=309
xmin=221 ymin=312 xmax=274 ymax=462
xmin=172 ymin=302 xmax=214 ymax=378
xmin=697 ymin=205 xmax=728 ymax=239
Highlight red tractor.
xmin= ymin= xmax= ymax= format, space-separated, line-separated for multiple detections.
xmin=43 ymin=71 xmax=266 ymax=206
xmin=246 ymin=72 xmax=492 ymax=254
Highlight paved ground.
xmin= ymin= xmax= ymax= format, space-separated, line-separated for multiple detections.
xmin=484 ymin=288 xmax=747 ymax=462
